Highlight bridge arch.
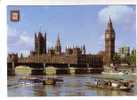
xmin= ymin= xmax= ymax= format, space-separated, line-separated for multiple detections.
xmin=44 ymin=66 xmax=56 ymax=75
xmin=15 ymin=65 xmax=32 ymax=76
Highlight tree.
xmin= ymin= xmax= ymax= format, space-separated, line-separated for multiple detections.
xmin=130 ymin=53 xmax=136 ymax=65
xmin=112 ymin=53 xmax=121 ymax=65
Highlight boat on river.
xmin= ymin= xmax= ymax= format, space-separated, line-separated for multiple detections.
xmin=18 ymin=77 xmax=63 ymax=85
xmin=86 ymin=79 xmax=134 ymax=91
xmin=102 ymin=71 xmax=124 ymax=75
xmin=42 ymin=78 xmax=56 ymax=85
xmin=102 ymin=64 xmax=125 ymax=76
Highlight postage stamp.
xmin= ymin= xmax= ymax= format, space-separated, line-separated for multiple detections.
xmin=7 ymin=4 xmax=136 ymax=97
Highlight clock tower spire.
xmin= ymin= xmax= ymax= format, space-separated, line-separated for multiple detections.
xmin=104 ymin=17 xmax=115 ymax=65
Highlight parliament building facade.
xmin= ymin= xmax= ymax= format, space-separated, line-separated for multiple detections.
xmin=8 ymin=18 xmax=115 ymax=68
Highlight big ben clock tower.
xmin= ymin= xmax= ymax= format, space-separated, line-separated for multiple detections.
xmin=104 ymin=17 xmax=115 ymax=65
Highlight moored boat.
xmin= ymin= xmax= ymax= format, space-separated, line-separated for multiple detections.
xmin=102 ymin=71 xmax=124 ymax=75
xmin=86 ymin=79 xmax=134 ymax=91
xmin=42 ymin=78 xmax=56 ymax=85
xmin=18 ymin=77 xmax=62 ymax=85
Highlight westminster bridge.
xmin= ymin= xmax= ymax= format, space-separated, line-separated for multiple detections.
xmin=7 ymin=62 xmax=104 ymax=76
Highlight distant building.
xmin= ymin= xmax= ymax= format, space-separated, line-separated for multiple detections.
xmin=55 ymin=33 xmax=62 ymax=54
xmin=8 ymin=53 xmax=18 ymax=63
xmin=35 ymin=32 xmax=47 ymax=54
xmin=117 ymin=46 xmax=130 ymax=64
xmin=118 ymin=46 xmax=130 ymax=58
xmin=8 ymin=31 xmax=103 ymax=67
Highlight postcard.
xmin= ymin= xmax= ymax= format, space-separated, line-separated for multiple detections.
xmin=7 ymin=5 xmax=136 ymax=96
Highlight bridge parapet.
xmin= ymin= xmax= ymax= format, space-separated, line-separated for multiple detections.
xmin=8 ymin=62 xmax=103 ymax=76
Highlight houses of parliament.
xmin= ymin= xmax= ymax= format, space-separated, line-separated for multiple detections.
xmin=8 ymin=18 xmax=115 ymax=69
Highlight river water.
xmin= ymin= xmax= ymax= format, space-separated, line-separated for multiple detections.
xmin=8 ymin=74 xmax=137 ymax=96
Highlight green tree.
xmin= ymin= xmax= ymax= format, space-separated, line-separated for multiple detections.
xmin=130 ymin=53 xmax=136 ymax=65
xmin=112 ymin=53 xmax=121 ymax=65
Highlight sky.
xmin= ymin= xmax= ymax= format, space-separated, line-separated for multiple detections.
xmin=7 ymin=5 xmax=136 ymax=56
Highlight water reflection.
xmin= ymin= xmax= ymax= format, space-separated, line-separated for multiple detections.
xmin=8 ymin=74 xmax=137 ymax=96
xmin=33 ymin=85 xmax=47 ymax=96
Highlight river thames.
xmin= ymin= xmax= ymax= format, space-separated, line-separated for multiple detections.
xmin=8 ymin=74 xmax=137 ymax=96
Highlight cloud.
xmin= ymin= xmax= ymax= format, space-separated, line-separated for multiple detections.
xmin=18 ymin=34 xmax=33 ymax=48
xmin=8 ymin=27 xmax=53 ymax=55
xmin=8 ymin=27 xmax=33 ymax=55
xmin=98 ymin=6 xmax=135 ymax=23
xmin=98 ymin=5 xmax=136 ymax=43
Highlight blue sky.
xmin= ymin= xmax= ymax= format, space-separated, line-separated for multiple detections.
xmin=7 ymin=5 xmax=136 ymax=55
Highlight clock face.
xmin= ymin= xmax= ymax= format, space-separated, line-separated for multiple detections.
xmin=106 ymin=33 xmax=109 ymax=39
